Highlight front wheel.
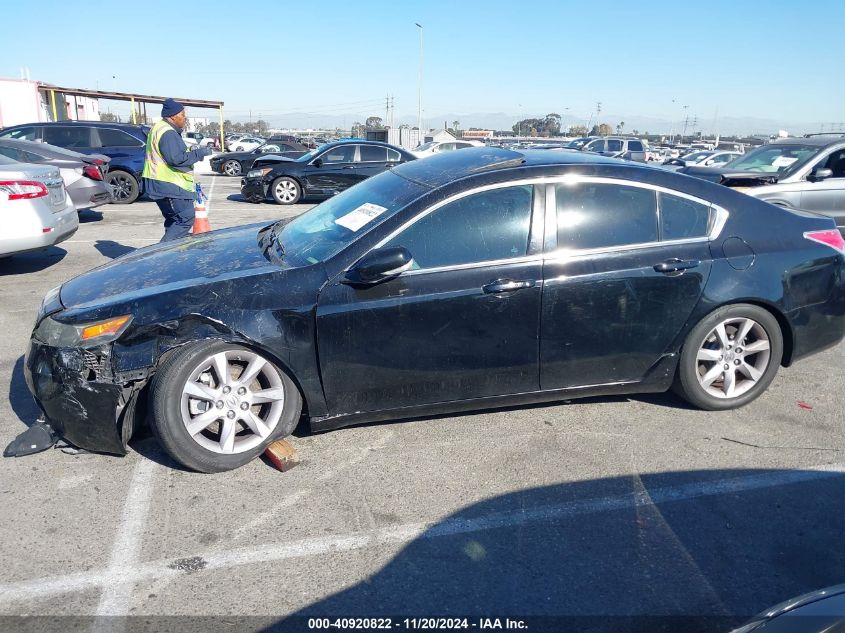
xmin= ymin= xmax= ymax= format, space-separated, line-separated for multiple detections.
xmin=270 ymin=177 xmax=301 ymax=205
xmin=673 ymin=304 xmax=783 ymax=411
xmin=222 ymin=160 xmax=242 ymax=176
xmin=107 ymin=170 xmax=140 ymax=204
xmin=150 ymin=341 xmax=302 ymax=473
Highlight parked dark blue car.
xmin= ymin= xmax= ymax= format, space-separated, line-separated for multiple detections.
xmin=0 ymin=121 xmax=149 ymax=203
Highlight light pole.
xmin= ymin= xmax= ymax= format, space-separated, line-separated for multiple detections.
xmin=415 ymin=22 xmax=423 ymax=145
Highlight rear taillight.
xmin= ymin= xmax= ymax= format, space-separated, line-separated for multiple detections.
xmin=0 ymin=180 xmax=49 ymax=200
xmin=90 ymin=158 xmax=104 ymax=165
xmin=804 ymin=229 xmax=845 ymax=254
xmin=83 ymin=165 xmax=103 ymax=181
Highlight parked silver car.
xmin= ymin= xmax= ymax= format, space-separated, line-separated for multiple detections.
xmin=0 ymin=138 xmax=112 ymax=210
xmin=0 ymin=155 xmax=78 ymax=257
xmin=581 ymin=136 xmax=650 ymax=162
xmin=681 ymin=135 xmax=845 ymax=232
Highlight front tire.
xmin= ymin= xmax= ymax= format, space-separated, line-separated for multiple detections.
xmin=107 ymin=170 xmax=140 ymax=204
xmin=222 ymin=160 xmax=242 ymax=176
xmin=673 ymin=303 xmax=783 ymax=411
xmin=150 ymin=341 xmax=302 ymax=473
xmin=270 ymin=176 xmax=301 ymax=205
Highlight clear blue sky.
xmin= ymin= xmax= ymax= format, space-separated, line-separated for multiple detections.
xmin=2 ymin=0 xmax=843 ymax=132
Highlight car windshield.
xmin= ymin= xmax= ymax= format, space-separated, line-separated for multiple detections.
xmin=415 ymin=141 xmax=437 ymax=152
xmin=276 ymin=171 xmax=427 ymax=266
xmin=725 ymin=144 xmax=819 ymax=177
xmin=295 ymin=143 xmax=331 ymax=162
xmin=566 ymin=138 xmax=590 ymax=149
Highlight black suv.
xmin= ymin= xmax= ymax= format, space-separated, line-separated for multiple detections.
xmin=0 ymin=121 xmax=149 ymax=203
xmin=680 ymin=134 xmax=845 ymax=233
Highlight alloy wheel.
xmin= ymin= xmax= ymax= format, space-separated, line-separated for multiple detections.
xmin=274 ymin=179 xmax=298 ymax=203
xmin=110 ymin=174 xmax=134 ymax=201
xmin=223 ymin=160 xmax=241 ymax=176
xmin=179 ymin=350 xmax=286 ymax=454
xmin=694 ymin=317 xmax=771 ymax=399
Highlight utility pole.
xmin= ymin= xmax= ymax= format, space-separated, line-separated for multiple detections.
xmin=415 ymin=22 xmax=423 ymax=143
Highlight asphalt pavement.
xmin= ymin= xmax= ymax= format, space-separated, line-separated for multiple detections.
xmin=1 ymin=159 xmax=845 ymax=632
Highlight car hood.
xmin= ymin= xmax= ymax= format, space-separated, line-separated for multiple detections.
xmin=59 ymin=223 xmax=277 ymax=309
xmin=679 ymin=165 xmax=780 ymax=187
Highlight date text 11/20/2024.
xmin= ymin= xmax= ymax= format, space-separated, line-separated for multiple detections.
xmin=307 ymin=618 xmax=528 ymax=630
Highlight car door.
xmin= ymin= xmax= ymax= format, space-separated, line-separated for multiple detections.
xmin=91 ymin=127 xmax=144 ymax=167
xmin=303 ymin=144 xmax=359 ymax=195
xmin=315 ymin=182 xmax=544 ymax=415
xmin=800 ymin=148 xmax=845 ymax=227
xmin=540 ymin=178 xmax=715 ymax=389
xmin=356 ymin=145 xmax=399 ymax=180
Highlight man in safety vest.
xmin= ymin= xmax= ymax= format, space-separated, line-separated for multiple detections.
xmin=142 ymin=98 xmax=213 ymax=241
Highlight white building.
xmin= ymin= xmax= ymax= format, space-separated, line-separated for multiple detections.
xmin=0 ymin=77 xmax=101 ymax=128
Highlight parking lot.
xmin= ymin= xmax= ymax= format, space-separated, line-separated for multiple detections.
xmin=2 ymin=159 xmax=845 ymax=631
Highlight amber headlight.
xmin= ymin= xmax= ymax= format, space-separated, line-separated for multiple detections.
xmin=34 ymin=315 xmax=133 ymax=348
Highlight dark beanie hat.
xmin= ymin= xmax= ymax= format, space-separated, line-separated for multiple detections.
xmin=161 ymin=98 xmax=185 ymax=118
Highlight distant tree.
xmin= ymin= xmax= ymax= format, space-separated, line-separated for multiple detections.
xmin=568 ymin=125 xmax=588 ymax=136
xmin=590 ymin=123 xmax=613 ymax=136
xmin=631 ymin=129 xmax=639 ymax=136
xmin=365 ymin=116 xmax=385 ymax=129
xmin=351 ymin=121 xmax=366 ymax=137
xmin=544 ymin=113 xmax=562 ymax=136
xmin=616 ymin=121 xmax=625 ymax=135
xmin=100 ymin=112 xmax=119 ymax=122
xmin=399 ymin=123 xmax=410 ymax=130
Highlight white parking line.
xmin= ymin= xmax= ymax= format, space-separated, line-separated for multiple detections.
xmin=91 ymin=459 xmax=157 ymax=628
xmin=1 ymin=462 xmax=844 ymax=608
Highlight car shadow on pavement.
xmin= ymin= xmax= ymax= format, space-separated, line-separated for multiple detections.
xmin=8 ymin=355 xmax=40 ymax=429
xmin=77 ymin=208 xmax=104 ymax=223
xmin=94 ymin=240 xmax=136 ymax=259
xmin=0 ymin=247 xmax=66 ymax=275
xmin=274 ymin=467 xmax=845 ymax=632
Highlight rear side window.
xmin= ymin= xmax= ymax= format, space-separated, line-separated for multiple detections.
xmin=607 ymin=139 xmax=623 ymax=152
xmin=629 ymin=141 xmax=643 ymax=152
xmin=660 ymin=193 xmax=712 ymax=240
xmin=387 ymin=148 xmax=401 ymax=162
xmin=556 ymin=182 xmax=658 ymax=250
xmin=0 ymin=147 xmax=23 ymax=161
xmin=359 ymin=145 xmax=388 ymax=162
xmin=43 ymin=126 xmax=92 ymax=148
xmin=0 ymin=126 xmax=38 ymax=141
xmin=96 ymin=128 xmax=143 ymax=147
xmin=385 ymin=185 xmax=533 ymax=269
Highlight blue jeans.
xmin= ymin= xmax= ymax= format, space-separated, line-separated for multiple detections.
xmin=156 ymin=198 xmax=195 ymax=242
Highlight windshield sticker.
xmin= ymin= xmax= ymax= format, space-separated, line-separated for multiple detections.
xmin=771 ymin=156 xmax=798 ymax=168
xmin=335 ymin=202 xmax=389 ymax=231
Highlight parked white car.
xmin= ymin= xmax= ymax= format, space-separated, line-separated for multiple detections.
xmin=662 ymin=150 xmax=744 ymax=171
xmin=0 ymin=155 xmax=78 ymax=257
xmin=412 ymin=139 xmax=484 ymax=158
xmin=232 ymin=137 xmax=265 ymax=152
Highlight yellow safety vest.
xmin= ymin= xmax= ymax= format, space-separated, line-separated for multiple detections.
xmin=142 ymin=119 xmax=195 ymax=193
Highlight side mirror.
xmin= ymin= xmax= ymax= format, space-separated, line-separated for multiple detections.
xmin=809 ymin=167 xmax=833 ymax=182
xmin=312 ymin=158 xmax=323 ymax=168
xmin=344 ymin=247 xmax=414 ymax=285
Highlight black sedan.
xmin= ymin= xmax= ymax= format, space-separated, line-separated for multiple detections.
xmin=240 ymin=139 xmax=416 ymax=204
xmin=209 ymin=140 xmax=310 ymax=177
xmin=23 ymin=148 xmax=845 ymax=472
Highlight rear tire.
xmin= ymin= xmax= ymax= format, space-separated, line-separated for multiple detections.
xmin=673 ymin=303 xmax=783 ymax=410
xmin=107 ymin=170 xmax=140 ymax=204
xmin=150 ymin=341 xmax=302 ymax=473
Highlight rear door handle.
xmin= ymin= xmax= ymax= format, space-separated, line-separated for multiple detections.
xmin=482 ymin=279 xmax=536 ymax=293
xmin=653 ymin=259 xmax=700 ymax=273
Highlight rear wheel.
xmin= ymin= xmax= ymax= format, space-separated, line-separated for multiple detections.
xmin=673 ymin=304 xmax=783 ymax=410
xmin=222 ymin=160 xmax=242 ymax=176
xmin=270 ymin=177 xmax=301 ymax=205
xmin=150 ymin=341 xmax=302 ymax=473
xmin=107 ymin=170 xmax=140 ymax=204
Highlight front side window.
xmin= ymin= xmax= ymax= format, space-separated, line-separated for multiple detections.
xmin=556 ymin=182 xmax=658 ymax=250
xmin=660 ymin=192 xmax=711 ymax=240
xmin=0 ymin=127 xmax=37 ymax=141
xmin=384 ymin=185 xmax=534 ymax=269
xmin=319 ymin=145 xmax=356 ymax=163
xmin=96 ymin=128 xmax=142 ymax=148
xmin=628 ymin=141 xmax=643 ymax=152
xmin=585 ymin=139 xmax=605 ymax=153
xmin=822 ymin=149 xmax=845 ymax=178
xmin=43 ymin=126 xmax=91 ymax=148
xmin=359 ymin=145 xmax=388 ymax=162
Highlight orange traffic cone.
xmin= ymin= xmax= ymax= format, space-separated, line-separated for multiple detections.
xmin=191 ymin=184 xmax=211 ymax=234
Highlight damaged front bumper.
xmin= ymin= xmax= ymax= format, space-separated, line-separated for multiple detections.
xmin=24 ymin=339 xmax=146 ymax=455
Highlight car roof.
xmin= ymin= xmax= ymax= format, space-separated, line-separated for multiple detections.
xmin=771 ymin=135 xmax=845 ymax=147
xmin=3 ymin=120 xmax=148 ymax=131
xmin=391 ymin=146 xmax=625 ymax=188
xmin=0 ymin=137 xmax=88 ymax=159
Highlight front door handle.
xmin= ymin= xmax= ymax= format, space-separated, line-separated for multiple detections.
xmin=482 ymin=279 xmax=536 ymax=294
xmin=653 ymin=259 xmax=700 ymax=273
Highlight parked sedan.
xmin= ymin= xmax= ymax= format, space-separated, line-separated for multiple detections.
xmin=0 ymin=155 xmax=78 ymax=257
xmin=210 ymin=141 xmax=309 ymax=177
xmin=231 ymin=136 xmax=265 ymax=152
xmin=0 ymin=138 xmax=112 ymax=210
xmin=411 ymin=139 xmax=484 ymax=158
xmin=661 ymin=150 xmax=744 ymax=171
xmin=23 ymin=148 xmax=845 ymax=472
xmin=241 ymin=140 xmax=416 ymax=204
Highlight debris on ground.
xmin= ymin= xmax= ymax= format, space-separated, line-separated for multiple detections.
xmin=798 ymin=401 xmax=813 ymax=410
xmin=3 ymin=420 xmax=58 ymax=457
xmin=264 ymin=439 xmax=299 ymax=472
